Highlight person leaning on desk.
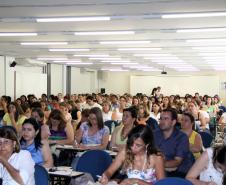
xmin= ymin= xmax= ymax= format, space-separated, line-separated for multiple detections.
xmin=0 ymin=126 xmax=35 ymax=185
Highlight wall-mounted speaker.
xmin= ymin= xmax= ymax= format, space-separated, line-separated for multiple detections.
xmin=10 ymin=61 xmax=17 ymax=67
xmin=100 ymin=88 xmax=105 ymax=94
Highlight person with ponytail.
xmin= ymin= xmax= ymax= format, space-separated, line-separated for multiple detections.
xmin=20 ymin=118 xmax=53 ymax=168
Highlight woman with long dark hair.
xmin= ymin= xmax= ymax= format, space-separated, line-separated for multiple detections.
xmin=75 ymin=107 xmax=109 ymax=150
xmin=20 ymin=118 xmax=53 ymax=168
xmin=100 ymin=125 xmax=165 ymax=185
xmin=47 ymin=109 xmax=74 ymax=145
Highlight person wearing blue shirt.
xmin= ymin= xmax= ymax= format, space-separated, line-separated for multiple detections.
xmin=20 ymin=118 xmax=53 ymax=168
xmin=154 ymin=108 xmax=194 ymax=178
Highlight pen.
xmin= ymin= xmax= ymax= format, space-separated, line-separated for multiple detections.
xmin=96 ymin=175 xmax=102 ymax=179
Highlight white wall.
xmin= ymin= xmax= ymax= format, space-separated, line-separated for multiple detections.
xmin=16 ymin=72 xmax=47 ymax=98
xmin=130 ymin=75 xmax=220 ymax=96
xmin=98 ymin=71 xmax=226 ymax=105
xmin=98 ymin=72 xmax=130 ymax=95
xmin=71 ymin=67 xmax=98 ymax=94
xmin=51 ymin=64 xmax=64 ymax=95
xmin=4 ymin=56 xmax=15 ymax=99
xmin=0 ymin=56 xmax=5 ymax=96
xmin=0 ymin=56 xmax=45 ymax=99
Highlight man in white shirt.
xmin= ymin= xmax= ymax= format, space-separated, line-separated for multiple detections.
xmin=83 ymin=95 xmax=102 ymax=110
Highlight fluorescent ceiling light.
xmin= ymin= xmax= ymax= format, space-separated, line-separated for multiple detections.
xmin=100 ymin=41 xmax=151 ymax=44
xmin=0 ymin=32 xmax=37 ymax=36
xmin=127 ymin=65 xmax=152 ymax=69
xmin=53 ymin=60 xmax=81 ymax=63
xmin=111 ymin=62 xmax=138 ymax=65
xmin=21 ymin=42 xmax=68 ymax=45
xmin=49 ymin=48 xmax=90 ymax=52
xmin=186 ymin=39 xmax=226 ymax=43
xmin=118 ymin=48 xmax=162 ymax=51
xmin=100 ymin=60 xmax=130 ymax=63
xmin=205 ymin=60 xmax=225 ymax=64
xmin=157 ymin=62 xmax=187 ymax=65
xmin=139 ymin=69 xmax=161 ymax=71
xmin=89 ymin=57 xmax=121 ymax=60
xmin=151 ymin=59 xmax=184 ymax=63
xmin=199 ymin=53 xmax=226 ymax=56
xmin=162 ymin=12 xmax=226 ymax=19
xmin=144 ymin=57 xmax=179 ymax=60
xmin=175 ymin=68 xmax=200 ymax=71
xmin=177 ymin=28 xmax=226 ymax=33
xmin=192 ymin=47 xmax=226 ymax=50
xmin=203 ymin=56 xmax=226 ymax=60
xmin=101 ymin=68 xmax=129 ymax=72
xmin=66 ymin=62 xmax=93 ymax=65
xmin=37 ymin=57 xmax=67 ymax=60
xmin=134 ymin=54 xmax=173 ymax=57
xmin=36 ymin=16 xmax=110 ymax=22
xmin=109 ymin=69 xmax=129 ymax=72
xmin=74 ymin=31 xmax=135 ymax=35
xmin=74 ymin=54 xmax=109 ymax=57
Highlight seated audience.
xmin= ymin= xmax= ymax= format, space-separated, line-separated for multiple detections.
xmin=154 ymin=108 xmax=194 ymax=177
xmin=31 ymin=108 xmax=50 ymax=140
xmin=132 ymin=96 xmax=140 ymax=107
xmin=3 ymin=102 xmax=25 ymax=133
xmin=111 ymin=106 xmax=137 ymax=151
xmin=187 ymin=101 xmax=210 ymax=131
xmin=219 ymin=111 xmax=226 ymax=132
xmin=75 ymin=107 xmax=109 ymax=150
xmin=100 ymin=125 xmax=165 ymax=185
xmin=20 ymin=118 xmax=53 ymax=168
xmin=83 ymin=95 xmax=102 ymax=110
xmin=186 ymin=145 xmax=226 ymax=185
xmin=0 ymin=127 xmax=35 ymax=185
xmin=150 ymin=102 xmax=161 ymax=124
xmin=47 ymin=109 xmax=74 ymax=145
xmin=137 ymin=103 xmax=150 ymax=125
xmin=102 ymin=101 xmax=113 ymax=122
xmin=112 ymin=96 xmax=127 ymax=122
xmin=181 ymin=112 xmax=203 ymax=159
xmin=59 ymin=102 xmax=72 ymax=123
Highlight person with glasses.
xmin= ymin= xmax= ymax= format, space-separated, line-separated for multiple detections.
xmin=186 ymin=145 xmax=226 ymax=185
xmin=100 ymin=125 xmax=165 ymax=185
xmin=154 ymin=108 xmax=194 ymax=178
xmin=0 ymin=127 xmax=35 ymax=185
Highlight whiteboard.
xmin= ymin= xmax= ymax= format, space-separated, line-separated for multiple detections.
xmin=130 ymin=75 xmax=220 ymax=96
xmin=16 ymin=71 xmax=47 ymax=98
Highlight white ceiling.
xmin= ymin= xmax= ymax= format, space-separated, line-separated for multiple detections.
xmin=0 ymin=0 xmax=226 ymax=72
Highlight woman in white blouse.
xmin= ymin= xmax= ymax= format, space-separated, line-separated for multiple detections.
xmin=0 ymin=126 xmax=35 ymax=185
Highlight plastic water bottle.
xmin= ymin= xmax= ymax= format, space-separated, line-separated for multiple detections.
xmin=111 ymin=122 xmax=115 ymax=134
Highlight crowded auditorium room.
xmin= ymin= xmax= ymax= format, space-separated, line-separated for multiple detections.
xmin=1 ymin=0 xmax=226 ymax=185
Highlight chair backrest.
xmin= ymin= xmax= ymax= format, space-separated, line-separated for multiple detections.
xmin=104 ymin=120 xmax=119 ymax=134
xmin=198 ymin=131 xmax=213 ymax=148
xmin=146 ymin=117 xmax=158 ymax=130
xmin=74 ymin=150 xmax=112 ymax=181
xmin=155 ymin=177 xmax=193 ymax=185
xmin=34 ymin=164 xmax=49 ymax=185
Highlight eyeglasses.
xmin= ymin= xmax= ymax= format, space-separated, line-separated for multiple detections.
xmin=0 ymin=139 xmax=13 ymax=146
